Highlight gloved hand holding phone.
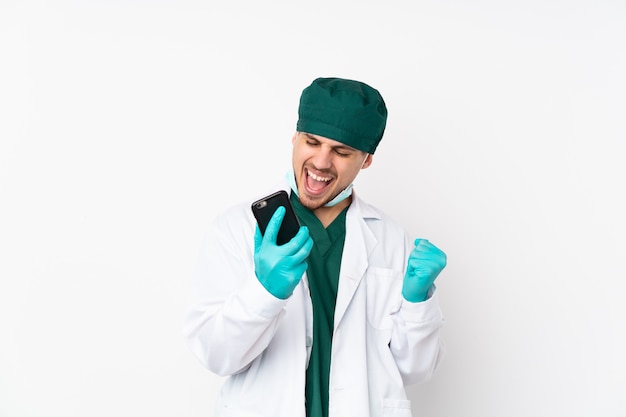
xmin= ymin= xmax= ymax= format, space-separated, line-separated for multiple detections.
xmin=254 ymin=206 xmax=314 ymax=299
xmin=402 ymin=238 xmax=447 ymax=302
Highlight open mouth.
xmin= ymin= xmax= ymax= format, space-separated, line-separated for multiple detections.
xmin=305 ymin=168 xmax=333 ymax=195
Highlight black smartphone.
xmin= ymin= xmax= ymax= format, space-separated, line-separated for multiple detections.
xmin=251 ymin=190 xmax=301 ymax=246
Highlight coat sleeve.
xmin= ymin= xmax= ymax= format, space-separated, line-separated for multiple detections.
xmin=388 ymin=232 xmax=446 ymax=386
xmin=390 ymin=287 xmax=446 ymax=385
xmin=182 ymin=205 xmax=288 ymax=376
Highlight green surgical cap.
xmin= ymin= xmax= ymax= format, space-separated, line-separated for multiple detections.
xmin=296 ymin=77 xmax=387 ymax=154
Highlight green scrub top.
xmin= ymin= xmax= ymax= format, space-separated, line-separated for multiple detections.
xmin=291 ymin=193 xmax=348 ymax=417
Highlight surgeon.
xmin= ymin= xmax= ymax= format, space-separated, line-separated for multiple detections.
xmin=184 ymin=77 xmax=447 ymax=417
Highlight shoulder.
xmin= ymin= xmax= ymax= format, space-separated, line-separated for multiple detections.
xmin=351 ymin=192 xmax=406 ymax=231
xmin=349 ymin=192 xmax=414 ymax=266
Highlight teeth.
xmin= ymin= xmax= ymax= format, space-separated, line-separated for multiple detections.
xmin=309 ymin=171 xmax=332 ymax=182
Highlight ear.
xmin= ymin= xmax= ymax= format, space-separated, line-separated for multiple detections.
xmin=361 ymin=154 xmax=373 ymax=169
xmin=291 ymin=132 xmax=298 ymax=145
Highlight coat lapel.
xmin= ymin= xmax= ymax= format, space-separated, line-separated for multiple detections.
xmin=333 ymin=194 xmax=380 ymax=331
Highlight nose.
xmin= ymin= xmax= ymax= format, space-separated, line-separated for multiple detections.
xmin=311 ymin=145 xmax=333 ymax=170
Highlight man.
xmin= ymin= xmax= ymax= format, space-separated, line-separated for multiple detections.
xmin=184 ymin=77 xmax=447 ymax=417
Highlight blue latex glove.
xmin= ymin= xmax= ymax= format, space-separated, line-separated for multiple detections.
xmin=254 ymin=206 xmax=314 ymax=299
xmin=402 ymin=239 xmax=447 ymax=303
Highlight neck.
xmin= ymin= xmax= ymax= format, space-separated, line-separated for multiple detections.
xmin=312 ymin=196 xmax=352 ymax=228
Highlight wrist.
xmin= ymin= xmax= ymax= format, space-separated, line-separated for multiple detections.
xmin=402 ymin=284 xmax=431 ymax=303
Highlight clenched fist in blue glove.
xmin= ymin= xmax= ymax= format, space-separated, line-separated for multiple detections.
xmin=254 ymin=206 xmax=314 ymax=299
xmin=402 ymin=239 xmax=447 ymax=303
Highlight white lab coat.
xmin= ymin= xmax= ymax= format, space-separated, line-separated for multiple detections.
xmin=184 ymin=182 xmax=445 ymax=417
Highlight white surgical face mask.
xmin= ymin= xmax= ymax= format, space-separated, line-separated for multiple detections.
xmin=285 ymin=169 xmax=353 ymax=208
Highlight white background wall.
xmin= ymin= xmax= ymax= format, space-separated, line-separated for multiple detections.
xmin=1 ymin=1 xmax=625 ymax=416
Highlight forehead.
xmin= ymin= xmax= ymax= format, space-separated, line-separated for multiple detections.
xmin=301 ymin=132 xmax=359 ymax=151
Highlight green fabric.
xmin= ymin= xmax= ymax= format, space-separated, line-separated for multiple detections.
xmin=291 ymin=193 xmax=348 ymax=417
xmin=296 ymin=77 xmax=387 ymax=154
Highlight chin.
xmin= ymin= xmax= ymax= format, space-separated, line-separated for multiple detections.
xmin=299 ymin=194 xmax=328 ymax=211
